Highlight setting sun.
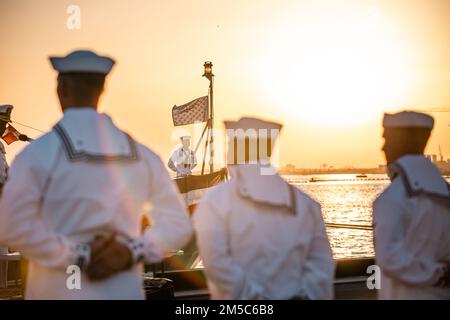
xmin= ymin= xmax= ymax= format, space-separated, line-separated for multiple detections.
xmin=0 ymin=0 xmax=449 ymax=304
xmin=254 ymin=3 xmax=417 ymax=127
xmin=0 ymin=0 xmax=449 ymax=168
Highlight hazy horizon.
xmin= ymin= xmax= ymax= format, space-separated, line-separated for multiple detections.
xmin=1 ymin=0 xmax=449 ymax=169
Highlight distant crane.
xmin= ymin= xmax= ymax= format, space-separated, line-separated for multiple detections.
xmin=417 ymin=109 xmax=450 ymax=154
xmin=418 ymin=107 xmax=450 ymax=126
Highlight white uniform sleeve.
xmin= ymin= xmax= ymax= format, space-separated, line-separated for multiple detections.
xmin=0 ymin=147 xmax=8 ymax=187
xmin=137 ymin=154 xmax=193 ymax=264
xmin=373 ymin=196 xmax=446 ymax=286
xmin=0 ymin=160 xmax=7 ymax=183
xmin=299 ymin=202 xmax=335 ymax=299
xmin=191 ymin=152 xmax=197 ymax=170
xmin=167 ymin=150 xmax=177 ymax=173
xmin=193 ymin=194 xmax=266 ymax=299
xmin=0 ymin=151 xmax=78 ymax=269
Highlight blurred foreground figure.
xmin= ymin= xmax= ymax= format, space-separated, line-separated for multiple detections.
xmin=0 ymin=104 xmax=13 ymax=192
xmin=0 ymin=104 xmax=13 ymax=287
xmin=193 ymin=117 xmax=335 ymax=299
xmin=374 ymin=111 xmax=450 ymax=299
xmin=0 ymin=50 xmax=192 ymax=299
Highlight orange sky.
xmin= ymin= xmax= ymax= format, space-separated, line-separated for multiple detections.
xmin=0 ymin=0 xmax=449 ymax=168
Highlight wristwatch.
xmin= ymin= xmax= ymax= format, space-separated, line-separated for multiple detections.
xmin=73 ymin=243 xmax=91 ymax=270
xmin=117 ymin=236 xmax=146 ymax=265
xmin=434 ymin=264 xmax=449 ymax=287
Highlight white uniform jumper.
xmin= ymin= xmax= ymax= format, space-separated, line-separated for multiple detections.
xmin=168 ymin=147 xmax=197 ymax=178
xmin=0 ymin=142 xmax=7 ymax=188
xmin=0 ymin=108 xmax=192 ymax=299
xmin=194 ymin=164 xmax=335 ymax=300
xmin=0 ymin=142 xmax=8 ymax=287
xmin=373 ymin=155 xmax=450 ymax=299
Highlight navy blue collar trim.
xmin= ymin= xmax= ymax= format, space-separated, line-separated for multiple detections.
xmin=391 ymin=163 xmax=450 ymax=204
xmin=54 ymin=124 xmax=139 ymax=162
xmin=234 ymin=169 xmax=298 ymax=215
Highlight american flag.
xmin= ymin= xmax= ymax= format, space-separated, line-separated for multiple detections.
xmin=172 ymin=96 xmax=209 ymax=126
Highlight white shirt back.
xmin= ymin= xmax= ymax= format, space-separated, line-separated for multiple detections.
xmin=193 ymin=164 xmax=334 ymax=299
xmin=0 ymin=108 xmax=192 ymax=299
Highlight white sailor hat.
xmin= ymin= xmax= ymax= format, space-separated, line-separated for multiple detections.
xmin=49 ymin=50 xmax=115 ymax=75
xmin=0 ymin=104 xmax=13 ymax=114
xmin=224 ymin=117 xmax=282 ymax=139
xmin=383 ymin=111 xmax=434 ymax=129
xmin=180 ymin=135 xmax=191 ymax=141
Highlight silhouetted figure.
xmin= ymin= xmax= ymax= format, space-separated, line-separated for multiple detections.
xmin=0 ymin=50 xmax=192 ymax=299
xmin=193 ymin=117 xmax=335 ymax=299
xmin=374 ymin=111 xmax=450 ymax=299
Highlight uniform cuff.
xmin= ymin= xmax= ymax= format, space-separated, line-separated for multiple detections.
xmin=71 ymin=243 xmax=91 ymax=270
xmin=434 ymin=264 xmax=449 ymax=287
xmin=125 ymin=237 xmax=146 ymax=264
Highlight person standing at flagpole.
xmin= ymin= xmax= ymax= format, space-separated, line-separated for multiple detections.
xmin=168 ymin=135 xmax=197 ymax=177
xmin=193 ymin=117 xmax=335 ymax=300
xmin=374 ymin=111 xmax=450 ymax=299
xmin=0 ymin=50 xmax=193 ymax=299
xmin=169 ymin=95 xmax=208 ymax=177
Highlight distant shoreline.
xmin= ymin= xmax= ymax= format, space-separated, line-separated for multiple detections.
xmin=279 ymin=168 xmax=387 ymax=175
xmin=187 ymin=167 xmax=450 ymax=177
xmin=279 ymin=168 xmax=450 ymax=177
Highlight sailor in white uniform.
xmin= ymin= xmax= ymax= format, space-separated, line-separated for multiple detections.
xmin=193 ymin=117 xmax=335 ymax=300
xmin=0 ymin=50 xmax=193 ymax=299
xmin=0 ymin=104 xmax=13 ymax=283
xmin=0 ymin=104 xmax=13 ymax=193
xmin=168 ymin=135 xmax=197 ymax=177
xmin=374 ymin=111 xmax=450 ymax=299
xmin=0 ymin=142 xmax=7 ymax=191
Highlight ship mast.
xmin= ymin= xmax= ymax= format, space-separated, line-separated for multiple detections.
xmin=202 ymin=61 xmax=214 ymax=173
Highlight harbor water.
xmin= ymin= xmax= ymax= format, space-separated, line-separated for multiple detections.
xmin=288 ymin=174 xmax=385 ymax=259
xmin=286 ymin=174 xmax=450 ymax=259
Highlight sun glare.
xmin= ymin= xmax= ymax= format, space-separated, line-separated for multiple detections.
xmin=253 ymin=4 xmax=417 ymax=127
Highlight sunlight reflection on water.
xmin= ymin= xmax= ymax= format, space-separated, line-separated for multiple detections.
xmin=194 ymin=175 xmax=449 ymax=268
xmin=286 ymin=174 xmax=389 ymax=259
